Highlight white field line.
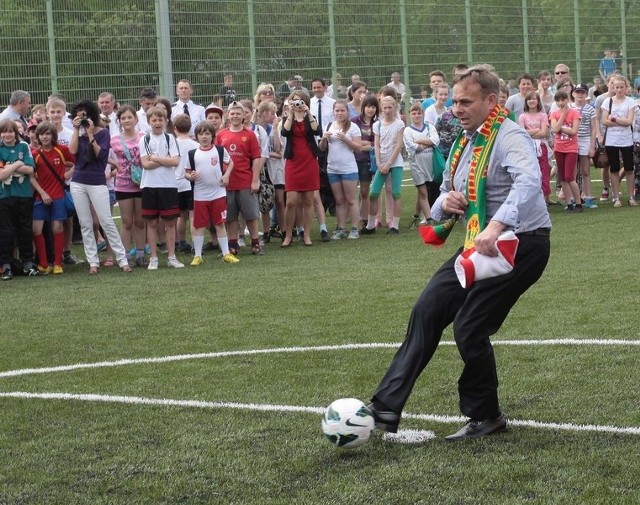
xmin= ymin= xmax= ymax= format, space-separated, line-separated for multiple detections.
xmin=0 ymin=339 xmax=638 ymax=380
xmin=1 ymin=391 xmax=638 ymax=437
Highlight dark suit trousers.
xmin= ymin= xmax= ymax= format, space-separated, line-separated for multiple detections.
xmin=372 ymin=233 xmax=550 ymax=420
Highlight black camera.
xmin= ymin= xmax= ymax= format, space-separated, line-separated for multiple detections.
xmin=79 ymin=111 xmax=90 ymax=127
xmin=293 ymin=99 xmax=304 ymax=109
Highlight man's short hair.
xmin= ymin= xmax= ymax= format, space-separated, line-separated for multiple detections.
xmin=9 ymin=90 xmax=30 ymax=106
xmin=140 ymin=88 xmax=157 ymax=100
xmin=429 ymin=70 xmax=446 ymax=81
xmin=173 ymin=113 xmax=192 ymax=134
xmin=518 ymin=73 xmax=534 ymax=85
xmin=98 ymin=92 xmax=115 ymax=102
xmin=453 ymin=65 xmax=500 ymax=97
xmin=311 ymin=78 xmax=326 ymax=87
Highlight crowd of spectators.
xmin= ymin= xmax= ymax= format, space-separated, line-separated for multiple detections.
xmin=2 ymin=56 xmax=639 ymax=279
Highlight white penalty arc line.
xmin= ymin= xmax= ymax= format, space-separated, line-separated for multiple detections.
xmin=1 ymin=391 xmax=639 ymax=437
xmin=1 ymin=339 xmax=639 ymax=379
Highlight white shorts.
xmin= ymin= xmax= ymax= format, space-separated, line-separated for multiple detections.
xmin=267 ymin=158 xmax=285 ymax=187
xmin=410 ymin=149 xmax=434 ymax=186
xmin=578 ymin=137 xmax=591 ymax=157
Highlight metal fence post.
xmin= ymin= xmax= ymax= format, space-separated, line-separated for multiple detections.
xmin=328 ymin=0 xmax=337 ymax=90
xmin=465 ymin=0 xmax=472 ymax=64
xmin=248 ymin=0 xmax=257 ymax=94
xmin=573 ymin=0 xmax=581 ymax=82
xmin=619 ymin=0 xmax=627 ymax=77
xmin=522 ymin=0 xmax=530 ymax=73
xmin=400 ymin=0 xmax=410 ymax=117
xmin=155 ymin=0 xmax=175 ymax=100
xmin=46 ymin=0 xmax=58 ymax=94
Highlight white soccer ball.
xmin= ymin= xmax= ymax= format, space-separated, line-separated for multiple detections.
xmin=321 ymin=398 xmax=375 ymax=449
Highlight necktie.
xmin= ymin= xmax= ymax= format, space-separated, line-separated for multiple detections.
xmin=317 ymin=99 xmax=322 ymax=132
xmin=183 ymin=103 xmax=190 ymax=117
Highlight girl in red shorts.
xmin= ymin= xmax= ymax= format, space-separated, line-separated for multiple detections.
xmin=550 ymin=90 xmax=582 ymax=211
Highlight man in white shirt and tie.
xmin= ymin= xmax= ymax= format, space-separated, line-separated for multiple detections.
xmin=310 ymin=78 xmax=335 ymax=135
xmin=171 ymin=79 xmax=205 ymax=134
xmin=310 ymin=78 xmax=337 ymax=219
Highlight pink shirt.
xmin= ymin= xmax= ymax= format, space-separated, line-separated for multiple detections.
xmin=550 ymin=108 xmax=580 ymax=153
xmin=518 ymin=111 xmax=548 ymax=132
xmin=111 ymin=132 xmax=144 ymax=192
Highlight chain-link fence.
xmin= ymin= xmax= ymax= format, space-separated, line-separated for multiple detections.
xmin=1 ymin=0 xmax=638 ymax=108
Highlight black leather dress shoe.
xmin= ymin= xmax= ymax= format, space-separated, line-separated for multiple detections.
xmin=445 ymin=414 xmax=507 ymax=441
xmin=367 ymin=403 xmax=400 ymax=433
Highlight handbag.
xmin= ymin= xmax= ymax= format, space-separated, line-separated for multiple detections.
xmin=592 ymin=138 xmax=609 ymax=169
xmin=120 ymin=134 xmax=143 ymax=185
xmin=593 ymin=99 xmax=614 ymax=169
xmin=258 ymin=167 xmax=275 ymax=213
xmin=37 ymin=148 xmax=75 ymax=215
xmin=368 ymin=147 xmax=377 ymax=174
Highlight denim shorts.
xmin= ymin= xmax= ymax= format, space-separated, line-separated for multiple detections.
xmin=327 ymin=172 xmax=359 ymax=185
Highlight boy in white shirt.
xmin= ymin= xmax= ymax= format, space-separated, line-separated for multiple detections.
xmin=173 ymin=113 xmax=198 ymax=253
xmin=404 ymin=104 xmax=440 ymax=226
xmin=139 ymin=106 xmax=184 ymax=269
xmin=184 ymin=122 xmax=238 ymax=265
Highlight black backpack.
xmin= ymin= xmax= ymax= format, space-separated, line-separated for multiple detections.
xmin=187 ymin=146 xmax=226 ymax=173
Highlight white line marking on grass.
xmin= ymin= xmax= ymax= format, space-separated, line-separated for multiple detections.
xmin=382 ymin=429 xmax=437 ymax=444
xmin=1 ymin=391 xmax=639 ymax=437
xmin=1 ymin=340 xmax=638 ymax=379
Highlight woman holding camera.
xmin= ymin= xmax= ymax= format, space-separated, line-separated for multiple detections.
xmin=69 ymin=99 xmax=131 ymax=274
xmin=280 ymin=91 xmax=322 ymax=246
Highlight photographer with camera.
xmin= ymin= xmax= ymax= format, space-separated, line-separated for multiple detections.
xmin=280 ymin=91 xmax=322 ymax=247
xmin=68 ymin=99 xmax=131 ymax=274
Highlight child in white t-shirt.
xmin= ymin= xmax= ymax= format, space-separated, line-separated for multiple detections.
xmin=361 ymin=96 xmax=405 ymax=234
xmin=184 ymin=121 xmax=238 ymax=265
xmin=403 ymin=104 xmax=440 ymax=226
xmin=318 ymin=99 xmax=362 ymax=239
xmin=173 ymin=113 xmax=199 ymax=253
xmin=138 ymin=106 xmax=183 ymax=269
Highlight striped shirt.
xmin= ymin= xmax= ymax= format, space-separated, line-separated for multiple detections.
xmin=576 ymin=103 xmax=595 ymax=139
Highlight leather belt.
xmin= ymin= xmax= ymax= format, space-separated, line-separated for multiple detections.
xmin=517 ymin=227 xmax=550 ymax=237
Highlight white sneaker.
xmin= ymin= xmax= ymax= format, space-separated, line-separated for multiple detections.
xmin=238 ymin=237 xmax=246 ymax=248
xmin=167 ymin=256 xmax=185 ymax=268
xmin=147 ymin=257 xmax=159 ymax=270
xmin=347 ymin=227 xmax=360 ymax=239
